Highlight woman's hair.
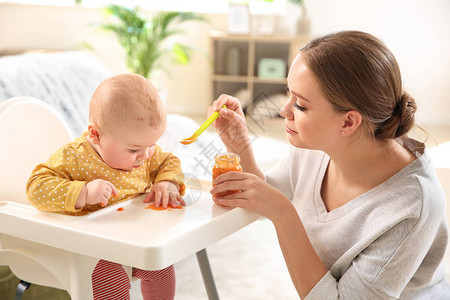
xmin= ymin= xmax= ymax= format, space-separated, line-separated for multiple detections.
xmin=300 ymin=30 xmax=416 ymax=140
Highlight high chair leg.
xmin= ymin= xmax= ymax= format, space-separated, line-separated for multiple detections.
xmin=196 ymin=248 xmax=219 ymax=300
xmin=15 ymin=280 xmax=31 ymax=300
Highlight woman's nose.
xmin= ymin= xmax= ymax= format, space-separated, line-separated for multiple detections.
xmin=279 ymin=101 xmax=293 ymax=119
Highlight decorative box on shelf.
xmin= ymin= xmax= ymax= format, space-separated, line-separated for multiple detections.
xmin=258 ymin=58 xmax=286 ymax=79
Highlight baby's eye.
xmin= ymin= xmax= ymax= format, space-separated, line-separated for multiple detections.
xmin=294 ymin=103 xmax=306 ymax=111
xmin=128 ymin=149 xmax=139 ymax=153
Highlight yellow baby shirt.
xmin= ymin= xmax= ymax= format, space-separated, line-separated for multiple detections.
xmin=26 ymin=132 xmax=185 ymax=215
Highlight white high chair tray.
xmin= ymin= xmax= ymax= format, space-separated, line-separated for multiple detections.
xmin=0 ymin=183 xmax=259 ymax=271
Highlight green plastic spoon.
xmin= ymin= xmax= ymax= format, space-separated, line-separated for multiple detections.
xmin=180 ymin=105 xmax=226 ymax=145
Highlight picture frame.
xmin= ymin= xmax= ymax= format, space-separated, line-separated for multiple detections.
xmin=227 ymin=4 xmax=250 ymax=35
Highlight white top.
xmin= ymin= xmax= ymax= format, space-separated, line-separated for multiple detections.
xmin=265 ymin=138 xmax=450 ymax=299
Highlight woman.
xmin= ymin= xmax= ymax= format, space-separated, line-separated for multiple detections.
xmin=209 ymin=31 xmax=449 ymax=299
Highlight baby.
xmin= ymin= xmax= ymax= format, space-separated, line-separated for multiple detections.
xmin=26 ymin=73 xmax=185 ymax=299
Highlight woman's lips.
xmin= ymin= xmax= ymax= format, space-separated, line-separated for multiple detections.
xmin=285 ymin=125 xmax=297 ymax=134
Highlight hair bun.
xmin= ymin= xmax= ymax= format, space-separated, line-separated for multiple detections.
xmin=376 ymin=91 xmax=417 ymax=139
xmin=399 ymin=91 xmax=416 ymax=110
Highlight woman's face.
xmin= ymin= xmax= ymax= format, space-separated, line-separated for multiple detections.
xmin=280 ymin=54 xmax=345 ymax=151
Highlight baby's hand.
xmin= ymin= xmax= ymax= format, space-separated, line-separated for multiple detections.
xmin=144 ymin=181 xmax=185 ymax=208
xmin=86 ymin=179 xmax=118 ymax=207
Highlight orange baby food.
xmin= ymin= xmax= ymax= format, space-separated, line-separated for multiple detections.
xmin=180 ymin=137 xmax=196 ymax=145
xmin=145 ymin=204 xmax=183 ymax=211
xmin=100 ymin=202 xmax=106 ymax=207
xmin=212 ymin=153 xmax=242 ymax=197
xmin=117 ymin=207 xmax=124 ymax=211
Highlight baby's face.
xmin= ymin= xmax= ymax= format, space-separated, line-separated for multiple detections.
xmin=96 ymin=119 xmax=166 ymax=171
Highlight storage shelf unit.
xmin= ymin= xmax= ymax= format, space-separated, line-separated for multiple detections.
xmin=210 ymin=31 xmax=309 ymax=108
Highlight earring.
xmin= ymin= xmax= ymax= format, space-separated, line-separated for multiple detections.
xmin=341 ymin=130 xmax=346 ymax=134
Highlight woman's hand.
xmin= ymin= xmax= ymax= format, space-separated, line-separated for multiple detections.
xmin=145 ymin=181 xmax=186 ymax=208
xmin=208 ymin=94 xmax=249 ymax=153
xmin=210 ymin=171 xmax=291 ymax=222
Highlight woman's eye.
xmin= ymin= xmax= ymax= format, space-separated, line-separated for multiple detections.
xmin=293 ymin=103 xmax=306 ymax=111
xmin=128 ymin=149 xmax=139 ymax=153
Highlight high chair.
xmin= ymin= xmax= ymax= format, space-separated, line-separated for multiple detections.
xmin=0 ymin=96 xmax=259 ymax=300
xmin=0 ymin=96 xmax=89 ymax=297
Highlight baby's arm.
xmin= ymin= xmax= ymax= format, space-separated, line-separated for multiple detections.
xmin=27 ymin=146 xmax=119 ymax=212
xmin=76 ymin=179 xmax=118 ymax=208
xmin=26 ymin=146 xmax=86 ymax=213
xmin=147 ymin=146 xmax=186 ymax=207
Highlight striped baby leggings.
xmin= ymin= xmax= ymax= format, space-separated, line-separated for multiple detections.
xmin=92 ymin=259 xmax=176 ymax=300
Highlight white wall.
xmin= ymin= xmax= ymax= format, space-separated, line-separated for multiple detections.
xmin=0 ymin=3 xmax=224 ymax=116
xmin=0 ymin=0 xmax=449 ymax=124
xmin=303 ymin=0 xmax=450 ymax=125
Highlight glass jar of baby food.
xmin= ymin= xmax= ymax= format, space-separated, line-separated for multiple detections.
xmin=212 ymin=153 xmax=243 ymax=197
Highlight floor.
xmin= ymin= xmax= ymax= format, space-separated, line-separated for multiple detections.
xmin=133 ymin=114 xmax=450 ymax=299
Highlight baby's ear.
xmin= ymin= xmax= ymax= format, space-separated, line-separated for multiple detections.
xmin=88 ymin=122 xmax=101 ymax=145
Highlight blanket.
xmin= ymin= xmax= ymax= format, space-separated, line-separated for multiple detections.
xmin=0 ymin=51 xmax=110 ymax=136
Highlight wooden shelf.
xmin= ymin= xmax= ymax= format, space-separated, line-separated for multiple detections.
xmin=212 ymin=75 xmax=248 ymax=83
xmin=210 ymin=30 xmax=309 ymax=43
xmin=213 ymin=75 xmax=287 ymax=85
xmin=252 ymin=77 xmax=286 ymax=84
xmin=210 ymin=31 xmax=309 ymax=108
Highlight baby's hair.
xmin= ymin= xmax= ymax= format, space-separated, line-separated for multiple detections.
xmin=300 ymin=30 xmax=416 ymax=140
xmin=89 ymin=73 xmax=165 ymax=131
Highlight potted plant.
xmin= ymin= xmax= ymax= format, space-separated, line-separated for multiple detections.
xmin=288 ymin=0 xmax=310 ymax=35
xmin=100 ymin=4 xmax=208 ymax=79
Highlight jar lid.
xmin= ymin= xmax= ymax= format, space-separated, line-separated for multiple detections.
xmin=215 ymin=152 xmax=240 ymax=165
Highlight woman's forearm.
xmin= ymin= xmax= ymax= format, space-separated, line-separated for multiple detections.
xmin=273 ymin=201 xmax=328 ymax=299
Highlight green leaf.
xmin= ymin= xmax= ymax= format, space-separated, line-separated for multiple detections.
xmin=172 ymin=44 xmax=189 ymax=65
xmin=287 ymin=0 xmax=303 ymax=6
